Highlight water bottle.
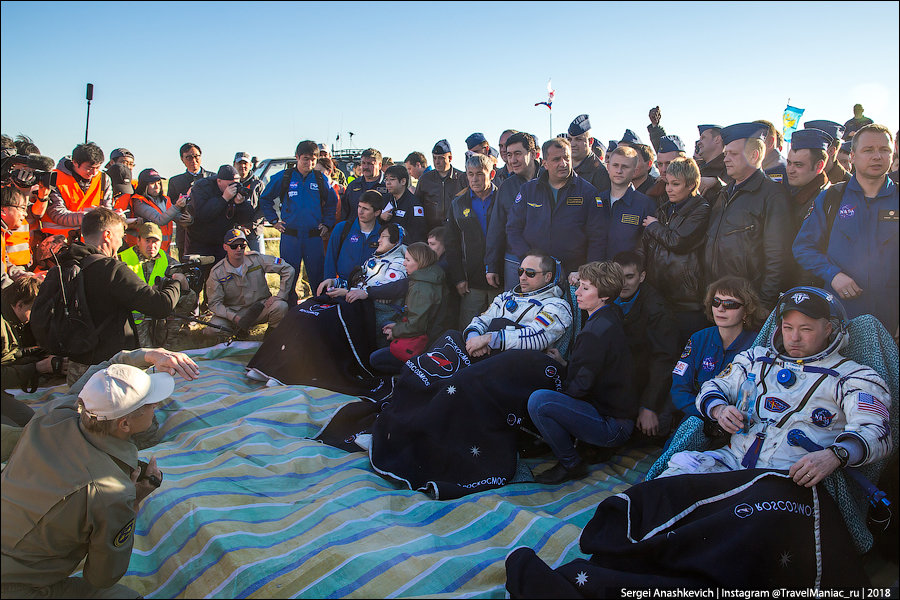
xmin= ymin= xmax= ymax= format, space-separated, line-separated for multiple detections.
xmin=735 ymin=372 xmax=757 ymax=434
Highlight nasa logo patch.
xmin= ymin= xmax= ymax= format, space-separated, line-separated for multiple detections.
xmin=764 ymin=396 xmax=790 ymax=413
xmin=349 ymin=235 xmax=359 ymax=243
xmin=701 ymin=357 xmax=716 ymax=371
xmin=811 ymin=408 xmax=835 ymax=427
xmin=838 ymin=205 xmax=855 ymax=219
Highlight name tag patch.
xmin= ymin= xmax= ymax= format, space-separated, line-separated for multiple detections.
xmin=621 ymin=214 xmax=640 ymax=225
xmin=566 ymin=196 xmax=583 ymax=206
xmin=878 ymin=209 xmax=898 ymax=222
xmin=248 ymin=265 xmax=262 ymax=273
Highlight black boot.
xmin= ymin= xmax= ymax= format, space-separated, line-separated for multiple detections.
xmin=534 ymin=460 xmax=588 ymax=485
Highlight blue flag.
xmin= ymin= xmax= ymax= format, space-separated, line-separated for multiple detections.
xmin=783 ymin=104 xmax=805 ymax=143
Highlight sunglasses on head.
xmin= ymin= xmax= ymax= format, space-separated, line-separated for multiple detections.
xmin=518 ymin=268 xmax=547 ymax=278
xmin=711 ymin=297 xmax=743 ymax=310
xmin=228 ymin=242 xmax=247 ymax=250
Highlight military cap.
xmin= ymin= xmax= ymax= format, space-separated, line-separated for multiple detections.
xmin=489 ymin=146 xmax=499 ymax=158
xmin=697 ymin=124 xmax=723 ymax=134
xmin=658 ymin=135 xmax=685 ymax=154
xmin=608 ymin=140 xmax=619 ymax=153
xmin=839 ymin=141 xmax=853 ymax=154
xmin=620 ymin=129 xmax=643 ymax=145
xmin=568 ymin=114 xmax=591 ymax=137
xmin=465 ymin=132 xmax=488 ymax=150
xmin=790 ymin=128 xmax=831 ymax=151
xmin=720 ymin=122 xmax=768 ymax=146
xmin=592 ymin=139 xmax=606 ymax=153
xmin=432 ymin=139 xmax=451 ymax=154
xmin=803 ymin=120 xmax=844 ymax=143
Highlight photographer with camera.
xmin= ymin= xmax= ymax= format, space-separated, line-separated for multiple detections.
xmin=41 ymin=142 xmax=113 ymax=241
xmin=118 ymin=223 xmax=197 ymax=347
xmin=184 ymin=165 xmax=254 ymax=264
xmin=31 ymin=207 xmax=185 ymax=385
xmin=205 ymin=228 xmax=294 ymax=337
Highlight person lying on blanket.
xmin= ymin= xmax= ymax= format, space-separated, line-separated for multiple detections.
xmin=528 ymin=260 xmax=637 ymax=485
xmin=662 ymin=286 xmax=892 ymax=483
xmin=462 ymin=250 xmax=573 ymax=358
xmin=1 ymin=348 xmax=199 ymax=599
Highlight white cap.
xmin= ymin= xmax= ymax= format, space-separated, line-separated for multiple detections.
xmin=78 ymin=364 xmax=174 ymax=420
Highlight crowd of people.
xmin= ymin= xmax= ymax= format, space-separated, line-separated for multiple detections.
xmin=0 ymin=103 xmax=898 ymax=597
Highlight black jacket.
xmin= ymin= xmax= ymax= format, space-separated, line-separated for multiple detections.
xmin=699 ymin=153 xmax=729 ymax=203
xmin=385 ymin=189 xmax=427 ymax=244
xmin=65 ymin=242 xmax=180 ymax=365
xmin=414 ymin=168 xmax=467 ymax=231
xmin=574 ymin=153 xmax=611 ymax=194
xmin=444 ymin=185 xmax=499 ymax=290
xmin=704 ymin=169 xmax=792 ymax=307
xmin=564 ymin=304 xmax=636 ymax=420
xmin=341 ymin=174 xmax=388 ymax=222
xmin=618 ymin=285 xmax=681 ymax=414
xmin=167 ymin=168 xmax=213 ymax=204
xmin=185 ymin=176 xmax=255 ymax=249
xmin=643 ymin=194 xmax=711 ymax=311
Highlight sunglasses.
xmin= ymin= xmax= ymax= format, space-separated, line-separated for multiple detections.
xmin=518 ymin=268 xmax=547 ymax=278
xmin=711 ymin=297 xmax=743 ymax=310
xmin=228 ymin=243 xmax=247 ymax=250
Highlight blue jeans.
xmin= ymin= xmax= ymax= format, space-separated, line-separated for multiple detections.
xmin=527 ymin=389 xmax=634 ymax=468
xmin=369 ymin=347 xmax=404 ymax=374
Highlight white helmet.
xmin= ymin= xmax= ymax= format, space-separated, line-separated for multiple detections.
xmin=768 ymin=286 xmax=850 ymax=363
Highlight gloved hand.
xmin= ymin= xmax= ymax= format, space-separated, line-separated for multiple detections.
xmin=233 ymin=301 xmax=265 ymax=335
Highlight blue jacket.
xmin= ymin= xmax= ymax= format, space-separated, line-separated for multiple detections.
xmin=506 ymin=171 xmax=607 ymax=274
xmin=341 ymin=174 xmax=388 ymax=222
xmin=323 ymin=219 xmax=382 ymax=282
xmin=485 ymin=166 xmax=542 ymax=273
xmin=601 ymin=185 xmax=657 ymax=259
xmin=670 ymin=326 xmax=758 ymax=418
xmin=793 ymin=175 xmax=898 ymax=333
xmin=260 ymin=168 xmax=338 ymax=232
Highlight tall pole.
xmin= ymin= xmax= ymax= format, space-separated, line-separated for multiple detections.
xmin=549 ymin=111 xmax=553 ymax=141
xmin=84 ymin=83 xmax=94 ymax=143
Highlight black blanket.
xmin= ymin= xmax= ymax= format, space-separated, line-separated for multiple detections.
xmin=505 ymin=470 xmax=868 ymax=598
xmin=245 ymin=295 xmax=391 ymax=400
xmin=316 ymin=331 xmax=565 ymax=499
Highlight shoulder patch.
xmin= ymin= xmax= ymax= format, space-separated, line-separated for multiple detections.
xmin=681 ymin=339 xmax=692 ymax=358
xmin=673 ymin=360 xmax=688 ymax=376
xmin=716 ymin=363 xmax=733 ymax=378
xmin=514 ymin=193 xmax=522 ymax=204
xmin=114 ymin=518 xmax=135 ymax=547
xmin=596 ymin=197 xmax=603 ymax=208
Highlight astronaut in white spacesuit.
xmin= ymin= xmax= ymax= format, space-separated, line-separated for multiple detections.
xmin=663 ymin=287 xmax=893 ymax=486
xmin=462 ymin=251 xmax=573 ymax=357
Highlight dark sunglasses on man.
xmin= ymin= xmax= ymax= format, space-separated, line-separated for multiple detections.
xmin=228 ymin=242 xmax=247 ymax=250
xmin=518 ymin=268 xmax=547 ymax=278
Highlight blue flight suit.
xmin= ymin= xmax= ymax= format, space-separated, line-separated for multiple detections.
xmin=260 ymin=168 xmax=338 ymax=304
xmin=506 ymin=171 xmax=607 ymax=275
xmin=486 ymin=165 xmax=543 ymax=290
xmin=601 ymin=185 xmax=657 ymax=259
xmin=323 ymin=219 xmax=382 ymax=283
xmin=793 ymin=175 xmax=899 ymax=333
xmin=670 ymin=327 xmax=758 ymax=418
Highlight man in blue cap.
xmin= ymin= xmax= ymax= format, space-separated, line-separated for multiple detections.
xmin=465 ymin=133 xmax=490 ymax=157
xmin=568 ymin=114 xmax=611 ymax=193
xmin=696 ymin=124 xmax=727 ymax=201
xmin=804 ymin=120 xmax=850 ymax=184
xmin=794 ymin=123 xmax=898 ymax=337
xmin=415 ymin=139 xmax=467 ymax=231
xmin=592 ymin=139 xmax=606 ymax=162
xmin=786 ymin=128 xmax=831 ymax=230
xmin=704 ymin=122 xmax=791 ymax=308
xmin=837 ymin=140 xmax=852 ymax=173
xmin=645 ymin=135 xmax=686 ymax=203
xmin=618 ymin=130 xmax=657 ymax=194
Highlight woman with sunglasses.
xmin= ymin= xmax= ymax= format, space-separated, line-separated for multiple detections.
xmin=669 ymin=276 xmax=767 ymax=420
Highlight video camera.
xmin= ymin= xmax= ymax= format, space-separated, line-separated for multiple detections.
xmin=164 ymin=254 xmax=216 ymax=295
xmin=1 ymin=154 xmax=57 ymax=188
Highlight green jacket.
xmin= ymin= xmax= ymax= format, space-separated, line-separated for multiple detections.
xmin=390 ymin=263 xmax=446 ymax=340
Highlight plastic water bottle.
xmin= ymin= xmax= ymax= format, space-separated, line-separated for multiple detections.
xmin=735 ymin=372 xmax=757 ymax=435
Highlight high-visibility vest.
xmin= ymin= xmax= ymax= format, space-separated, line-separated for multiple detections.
xmin=114 ymin=193 xmax=140 ymax=248
xmin=118 ymin=246 xmax=169 ymax=324
xmin=4 ymin=221 xmax=31 ymax=266
xmin=130 ymin=194 xmax=174 ymax=252
xmin=40 ymin=170 xmax=105 ymax=236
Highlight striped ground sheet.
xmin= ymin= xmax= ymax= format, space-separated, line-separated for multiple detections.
xmin=17 ymin=343 xmax=661 ymax=598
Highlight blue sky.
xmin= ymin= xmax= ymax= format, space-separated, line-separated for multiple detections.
xmin=2 ymin=1 xmax=898 ymax=178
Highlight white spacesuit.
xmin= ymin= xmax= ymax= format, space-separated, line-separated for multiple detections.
xmin=462 ymin=281 xmax=573 ymax=352
xmin=664 ymin=288 xmax=892 ymax=475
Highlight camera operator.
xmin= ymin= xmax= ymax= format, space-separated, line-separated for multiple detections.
xmin=49 ymin=208 xmax=185 ymax=385
xmin=41 ymin=142 xmax=113 ymax=240
xmin=233 ymin=152 xmax=265 ymax=253
xmin=2 ymin=148 xmax=57 ymax=280
xmin=118 ymin=223 xmax=197 ymax=347
xmin=184 ymin=165 xmax=254 ymax=263
xmin=205 ymin=229 xmax=294 ymax=337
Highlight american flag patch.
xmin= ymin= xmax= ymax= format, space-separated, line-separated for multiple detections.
xmin=858 ymin=392 xmax=890 ymax=419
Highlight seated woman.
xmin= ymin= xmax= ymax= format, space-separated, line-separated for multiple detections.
xmin=369 ymin=242 xmax=446 ymax=374
xmin=130 ymin=168 xmax=187 ymax=253
xmin=527 ymin=261 xmax=636 ymax=485
xmin=670 ymin=276 xmax=766 ymax=420
xmin=319 ymin=223 xmax=408 ymax=338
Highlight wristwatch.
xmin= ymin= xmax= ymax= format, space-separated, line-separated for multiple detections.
xmin=828 ymin=444 xmax=850 ymax=468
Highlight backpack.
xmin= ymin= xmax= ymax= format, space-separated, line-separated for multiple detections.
xmin=31 ymin=253 xmax=115 ymax=358
xmin=279 ymin=163 xmax=329 ymax=220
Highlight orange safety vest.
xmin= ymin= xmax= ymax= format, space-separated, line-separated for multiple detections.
xmin=114 ymin=192 xmax=140 ymax=248
xmin=4 ymin=221 xmax=31 ymax=266
xmin=130 ymin=194 xmax=174 ymax=252
xmin=40 ymin=170 xmax=105 ymax=236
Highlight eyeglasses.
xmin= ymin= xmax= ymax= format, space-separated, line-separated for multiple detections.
xmin=711 ymin=297 xmax=744 ymax=310
xmin=228 ymin=243 xmax=247 ymax=250
xmin=518 ymin=268 xmax=547 ymax=278
xmin=183 ymin=154 xmax=201 ymax=160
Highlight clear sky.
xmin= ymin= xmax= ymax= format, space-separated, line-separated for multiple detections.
xmin=2 ymin=1 xmax=898 ymax=178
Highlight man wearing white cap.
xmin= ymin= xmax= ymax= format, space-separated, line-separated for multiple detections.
xmin=1 ymin=348 xmax=198 ymax=599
